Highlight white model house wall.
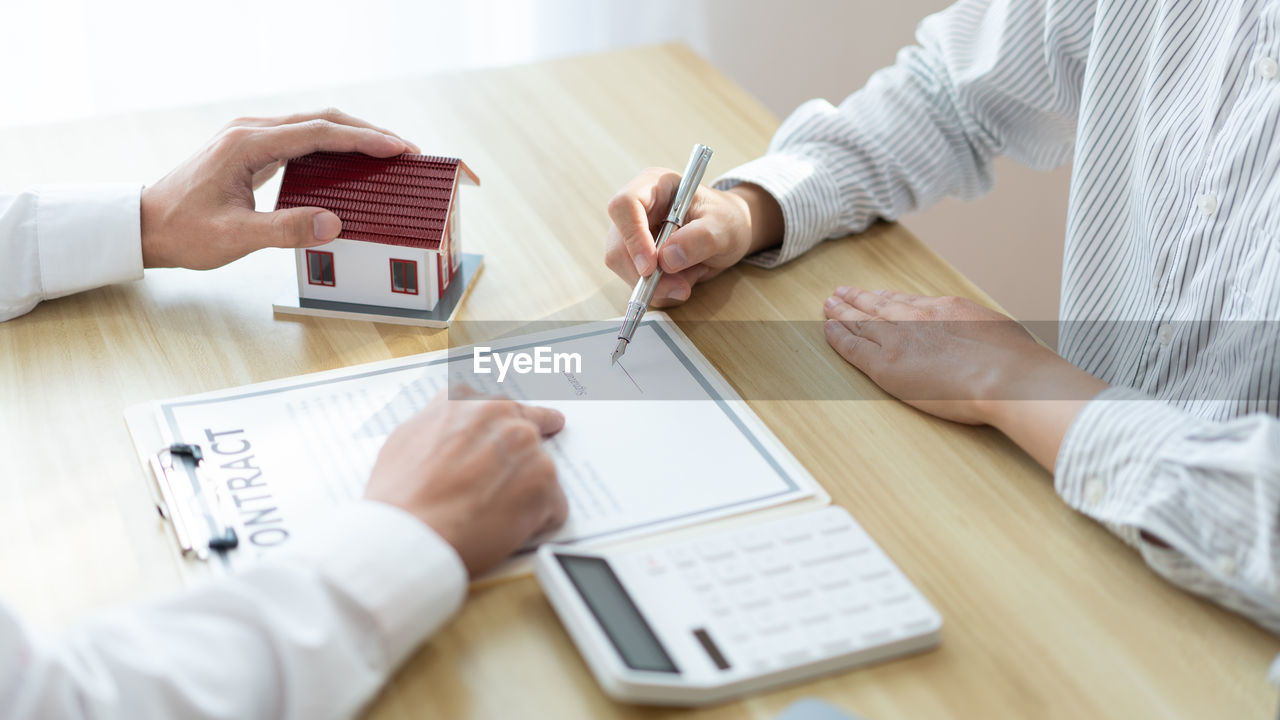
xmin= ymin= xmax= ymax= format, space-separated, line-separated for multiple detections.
xmin=295 ymin=238 xmax=438 ymax=311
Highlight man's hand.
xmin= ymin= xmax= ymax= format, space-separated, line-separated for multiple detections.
xmin=604 ymin=168 xmax=782 ymax=306
xmin=363 ymin=386 xmax=568 ymax=577
xmin=822 ymin=286 xmax=1109 ymax=469
xmin=140 ymin=108 xmax=421 ymax=270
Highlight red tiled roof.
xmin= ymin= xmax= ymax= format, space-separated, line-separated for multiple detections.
xmin=275 ymin=152 xmax=478 ymax=249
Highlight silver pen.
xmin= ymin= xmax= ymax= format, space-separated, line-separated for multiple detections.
xmin=611 ymin=143 xmax=714 ymax=364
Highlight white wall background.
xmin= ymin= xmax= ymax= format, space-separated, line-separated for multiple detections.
xmin=1 ymin=0 xmax=1070 ymax=332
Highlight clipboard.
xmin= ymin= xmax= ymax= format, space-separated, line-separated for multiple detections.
xmin=123 ymin=315 xmax=832 ymax=583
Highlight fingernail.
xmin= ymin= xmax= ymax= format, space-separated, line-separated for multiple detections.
xmin=667 ymin=287 xmax=687 ymax=301
xmin=313 ymin=212 xmax=341 ymax=241
xmin=824 ymin=295 xmax=840 ymax=308
xmin=873 ymin=289 xmax=887 ymax=295
xmin=633 ymin=254 xmax=648 ymax=275
xmin=835 ymin=286 xmax=850 ymax=295
xmin=663 ymin=245 xmax=688 ymax=271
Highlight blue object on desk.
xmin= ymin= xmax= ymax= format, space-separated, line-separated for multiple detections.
xmin=775 ymin=698 xmax=865 ymax=720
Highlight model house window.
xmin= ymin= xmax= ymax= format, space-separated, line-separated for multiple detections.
xmin=390 ymin=259 xmax=418 ymax=294
xmin=306 ymin=250 xmax=335 ymax=286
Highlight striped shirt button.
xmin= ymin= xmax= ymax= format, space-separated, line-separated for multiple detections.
xmin=1196 ymin=192 xmax=1219 ymax=215
xmin=1084 ymin=478 xmax=1105 ymax=507
xmin=1258 ymin=56 xmax=1280 ymax=79
xmin=1215 ymin=554 xmax=1238 ymax=578
xmin=1156 ymin=324 xmax=1173 ymax=346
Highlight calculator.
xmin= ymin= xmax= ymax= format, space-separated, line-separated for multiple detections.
xmin=534 ymin=507 xmax=941 ymax=706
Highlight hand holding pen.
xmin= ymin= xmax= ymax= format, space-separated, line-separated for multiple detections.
xmin=603 ymin=149 xmax=785 ymax=351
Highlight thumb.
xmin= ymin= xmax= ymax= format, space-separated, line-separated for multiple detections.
xmin=243 ymin=206 xmax=342 ymax=250
xmin=515 ymin=403 xmax=566 ymax=437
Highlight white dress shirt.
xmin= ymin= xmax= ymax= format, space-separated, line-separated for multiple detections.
xmin=1 ymin=187 xmax=468 ymax=718
xmin=717 ymin=0 xmax=1280 ymax=638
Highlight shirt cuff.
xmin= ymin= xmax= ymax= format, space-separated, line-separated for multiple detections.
xmin=1054 ymin=386 xmax=1189 ymax=548
xmin=36 ymin=184 xmax=143 ymax=299
xmin=714 ymin=152 xmax=843 ymax=269
xmin=284 ymin=501 xmax=468 ymax=669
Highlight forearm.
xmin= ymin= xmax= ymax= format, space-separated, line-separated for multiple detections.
xmin=0 ymin=502 xmax=466 ymax=720
xmin=0 ymin=186 xmax=143 ymax=322
xmin=977 ymin=347 xmax=1110 ymax=471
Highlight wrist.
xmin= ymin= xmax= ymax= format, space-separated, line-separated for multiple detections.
xmin=139 ymin=185 xmax=174 ymax=268
xmin=974 ymin=346 xmax=1109 ymax=429
xmin=728 ymin=183 xmax=783 ymax=256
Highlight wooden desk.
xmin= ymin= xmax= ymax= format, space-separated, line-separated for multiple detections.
xmin=0 ymin=44 xmax=1273 ymax=719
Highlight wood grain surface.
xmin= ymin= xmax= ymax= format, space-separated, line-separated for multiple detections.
xmin=0 ymin=44 xmax=1272 ymax=719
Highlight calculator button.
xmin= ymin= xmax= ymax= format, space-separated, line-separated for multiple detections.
xmin=789 ymin=596 xmax=832 ymax=625
xmin=714 ymin=558 xmax=752 ymax=585
xmin=770 ymin=570 xmax=812 ymax=599
xmin=734 ymin=527 xmax=775 ymax=552
xmin=809 ymin=562 xmax=855 ymax=589
xmin=815 ymin=511 xmax=854 ymax=534
xmin=633 ymin=553 xmax=668 ymax=576
xmin=817 ymin=635 xmax=857 ymax=657
xmin=750 ymin=607 xmax=789 ymax=634
xmin=858 ymin=566 xmax=892 ymax=582
xmin=696 ymin=538 xmax=735 ymax=561
xmin=666 ymin=545 xmax=697 ymax=568
xmin=777 ymin=524 xmax=814 ymax=544
xmin=683 ymin=568 xmax=715 ymax=593
xmin=713 ymin=617 xmax=752 ymax=644
xmin=901 ymin=615 xmax=938 ymax=634
xmin=751 ymin=548 xmax=792 ymax=575
xmin=775 ymin=633 xmax=813 ymax=665
xmin=701 ymin=592 xmax=732 ymax=616
xmin=860 ymin=627 xmax=896 ymax=644
xmin=735 ymin=583 xmax=770 ymax=610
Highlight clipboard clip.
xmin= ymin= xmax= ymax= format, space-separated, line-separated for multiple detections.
xmin=149 ymin=443 xmax=239 ymax=560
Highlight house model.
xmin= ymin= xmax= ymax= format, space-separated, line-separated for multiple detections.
xmin=271 ymin=151 xmax=483 ymax=327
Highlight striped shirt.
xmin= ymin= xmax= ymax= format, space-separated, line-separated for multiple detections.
xmin=717 ymin=0 xmax=1280 ymax=639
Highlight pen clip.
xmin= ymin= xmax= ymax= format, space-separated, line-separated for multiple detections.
xmin=665 ymin=144 xmax=714 ymax=226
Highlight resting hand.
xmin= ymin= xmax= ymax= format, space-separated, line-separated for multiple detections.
xmin=140 ymin=108 xmax=420 ymax=270
xmin=363 ymin=386 xmax=568 ymax=577
xmin=604 ymin=168 xmax=782 ymax=306
xmin=822 ymin=287 xmax=1102 ymax=425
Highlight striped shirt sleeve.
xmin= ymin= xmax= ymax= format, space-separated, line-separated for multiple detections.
xmin=715 ymin=0 xmax=1095 ymax=268
xmin=1056 ymin=387 xmax=1280 ymax=633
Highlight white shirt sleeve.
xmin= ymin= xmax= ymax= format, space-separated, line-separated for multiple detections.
xmin=713 ymin=0 xmax=1095 ymax=268
xmin=0 ymin=185 xmax=145 ymax=322
xmin=0 ymin=500 xmax=467 ymax=720
xmin=1055 ymin=387 xmax=1280 ymax=634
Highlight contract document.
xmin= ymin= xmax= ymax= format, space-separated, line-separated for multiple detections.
xmin=125 ymin=315 xmax=827 ymax=578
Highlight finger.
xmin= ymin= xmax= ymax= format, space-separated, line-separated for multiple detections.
xmin=234 ymin=205 xmax=342 ymax=251
xmin=649 ymin=265 xmax=709 ymax=307
xmin=823 ymin=296 xmax=889 ymax=344
xmin=228 ymin=108 xmax=421 ymax=153
xmin=824 ymin=319 xmax=880 ymax=372
xmin=607 ymin=169 xmax=680 ymax=277
xmin=513 ymin=403 xmax=566 ymax=437
xmin=245 ymin=120 xmax=409 ymax=168
xmin=838 ymin=286 xmax=915 ymax=321
xmin=536 ymin=480 xmax=570 ymax=536
xmin=872 ymin=288 xmax=922 ymax=304
xmin=446 ymin=383 xmax=479 ymax=400
xmin=659 ymin=217 xmax=726 ymax=274
xmin=604 ymin=225 xmax=641 ymax=286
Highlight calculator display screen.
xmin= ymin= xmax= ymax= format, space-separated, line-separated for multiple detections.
xmin=556 ymin=554 xmax=679 ymax=674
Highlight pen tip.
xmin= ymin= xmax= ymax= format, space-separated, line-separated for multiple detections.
xmin=610 ymin=338 xmax=627 ymax=365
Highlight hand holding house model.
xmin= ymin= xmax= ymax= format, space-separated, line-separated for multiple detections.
xmin=272 ymin=151 xmax=483 ymax=327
